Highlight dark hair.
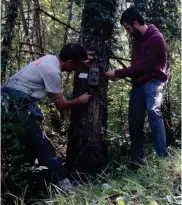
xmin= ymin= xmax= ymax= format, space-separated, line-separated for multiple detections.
xmin=59 ymin=43 xmax=87 ymax=62
xmin=120 ymin=7 xmax=145 ymax=26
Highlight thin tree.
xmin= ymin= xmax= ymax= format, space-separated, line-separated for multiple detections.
xmin=1 ymin=0 xmax=22 ymax=82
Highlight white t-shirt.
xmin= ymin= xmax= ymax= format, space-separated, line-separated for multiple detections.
xmin=6 ymin=55 xmax=62 ymax=99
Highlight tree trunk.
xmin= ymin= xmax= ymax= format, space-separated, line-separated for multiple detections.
xmin=33 ymin=0 xmax=43 ymax=55
xmin=67 ymin=0 xmax=118 ymax=173
xmin=63 ymin=0 xmax=73 ymax=46
xmin=1 ymin=0 xmax=21 ymax=82
xmin=20 ymin=1 xmax=34 ymax=59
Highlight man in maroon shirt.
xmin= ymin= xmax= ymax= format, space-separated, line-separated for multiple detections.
xmin=106 ymin=7 xmax=168 ymax=170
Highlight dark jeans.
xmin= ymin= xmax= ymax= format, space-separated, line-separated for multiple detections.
xmin=128 ymin=80 xmax=167 ymax=163
xmin=1 ymin=87 xmax=68 ymax=180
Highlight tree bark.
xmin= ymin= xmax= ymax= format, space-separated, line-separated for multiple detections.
xmin=67 ymin=0 xmax=118 ymax=173
xmin=63 ymin=0 xmax=73 ymax=46
xmin=33 ymin=0 xmax=43 ymax=55
xmin=1 ymin=0 xmax=21 ymax=82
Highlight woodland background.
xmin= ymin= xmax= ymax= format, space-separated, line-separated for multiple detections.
xmin=1 ymin=0 xmax=181 ymax=204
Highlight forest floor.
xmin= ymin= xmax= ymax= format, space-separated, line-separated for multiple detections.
xmin=2 ymin=148 xmax=181 ymax=205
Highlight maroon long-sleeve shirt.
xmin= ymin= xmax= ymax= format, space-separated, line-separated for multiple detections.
xmin=115 ymin=24 xmax=168 ymax=87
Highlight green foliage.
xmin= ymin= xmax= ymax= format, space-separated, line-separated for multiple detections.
xmin=127 ymin=0 xmax=180 ymax=41
xmin=1 ymin=0 xmax=181 ymax=203
xmin=82 ymin=0 xmax=118 ymax=40
xmin=168 ymin=56 xmax=181 ymax=142
xmin=8 ymin=149 xmax=182 ymax=205
xmin=1 ymin=92 xmax=29 ymax=187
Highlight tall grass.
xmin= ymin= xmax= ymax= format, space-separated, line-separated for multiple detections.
xmin=3 ymin=148 xmax=181 ymax=205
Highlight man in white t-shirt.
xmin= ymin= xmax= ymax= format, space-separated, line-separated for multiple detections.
xmin=1 ymin=43 xmax=92 ymax=190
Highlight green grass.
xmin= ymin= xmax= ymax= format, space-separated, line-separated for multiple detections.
xmin=7 ymin=148 xmax=182 ymax=205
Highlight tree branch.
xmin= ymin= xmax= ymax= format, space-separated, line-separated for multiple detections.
xmin=112 ymin=56 xmax=131 ymax=62
xmin=21 ymin=42 xmax=53 ymax=54
xmin=110 ymin=55 xmax=132 ymax=83
xmin=112 ymin=56 xmax=127 ymax=68
xmin=36 ymin=7 xmax=79 ymax=33
xmin=113 ymin=57 xmax=131 ymax=82
xmin=19 ymin=49 xmax=43 ymax=56
xmin=109 ymin=61 xmax=131 ymax=83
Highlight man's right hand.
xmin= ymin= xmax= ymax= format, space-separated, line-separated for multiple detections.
xmin=105 ymin=70 xmax=116 ymax=79
xmin=50 ymin=93 xmax=92 ymax=110
xmin=77 ymin=93 xmax=92 ymax=104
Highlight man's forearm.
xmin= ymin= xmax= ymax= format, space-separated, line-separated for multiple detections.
xmin=56 ymin=98 xmax=78 ymax=109
xmin=50 ymin=93 xmax=91 ymax=110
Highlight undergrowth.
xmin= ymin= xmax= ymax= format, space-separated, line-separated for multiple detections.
xmin=2 ymin=148 xmax=181 ymax=205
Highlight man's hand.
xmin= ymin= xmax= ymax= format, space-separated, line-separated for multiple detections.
xmin=84 ymin=54 xmax=94 ymax=65
xmin=50 ymin=93 xmax=92 ymax=110
xmin=106 ymin=70 xmax=127 ymax=81
xmin=105 ymin=70 xmax=116 ymax=79
xmin=77 ymin=93 xmax=92 ymax=104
